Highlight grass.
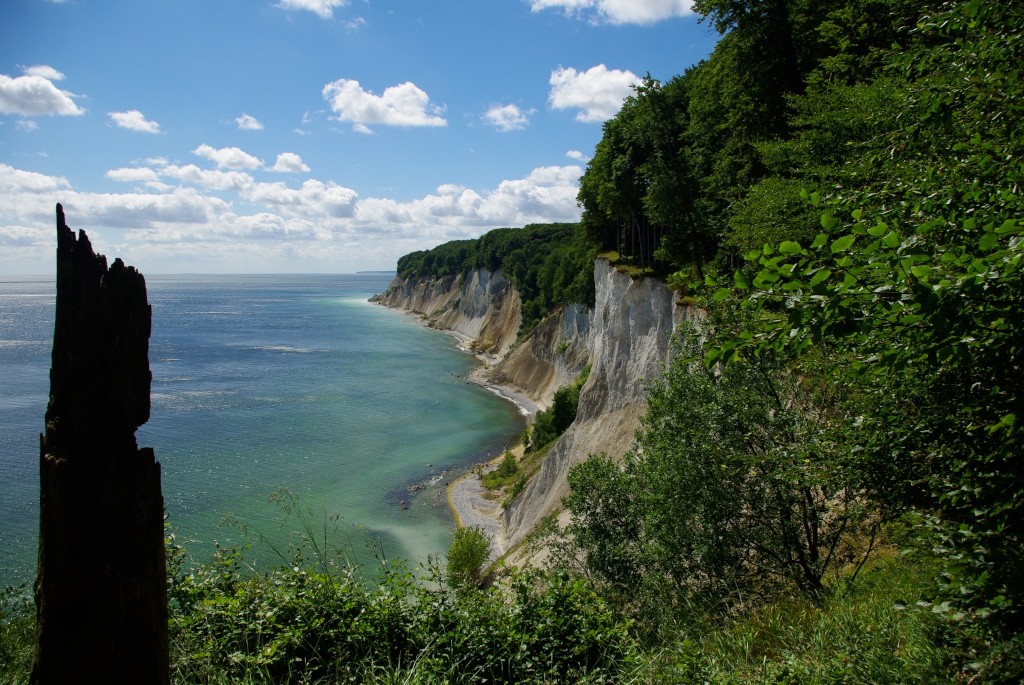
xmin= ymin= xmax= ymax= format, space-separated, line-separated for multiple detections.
xmin=0 ymin=584 xmax=33 ymax=685
xmin=1 ymin=550 xmax=954 ymax=684
xmin=622 ymin=551 xmax=949 ymax=684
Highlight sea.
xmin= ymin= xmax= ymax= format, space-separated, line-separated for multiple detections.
xmin=0 ymin=273 xmax=525 ymax=588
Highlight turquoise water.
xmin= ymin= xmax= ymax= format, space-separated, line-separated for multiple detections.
xmin=0 ymin=274 xmax=524 ymax=586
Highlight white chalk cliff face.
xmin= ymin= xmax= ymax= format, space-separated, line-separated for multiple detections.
xmin=375 ymin=258 xmax=689 ymax=551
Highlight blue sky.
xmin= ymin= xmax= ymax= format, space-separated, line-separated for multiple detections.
xmin=1 ymin=0 xmax=718 ymax=274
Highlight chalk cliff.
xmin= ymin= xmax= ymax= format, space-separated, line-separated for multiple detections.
xmin=375 ymin=259 xmax=689 ymax=552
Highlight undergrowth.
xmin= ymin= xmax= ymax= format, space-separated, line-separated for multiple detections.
xmin=1 ymin=525 xmax=955 ymax=684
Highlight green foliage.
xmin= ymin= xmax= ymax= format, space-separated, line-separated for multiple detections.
xmin=0 ymin=585 xmax=33 ymax=685
xmin=396 ymin=223 xmax=597 ymax=332
xmin=564 ymin=325 xmax=877 ymax=632
xmin=526 ymin=366 xmax=590 ymax=451
xmin=445 ymin=526 xmax=491 ymax=589
xmin=628 ymin=553 xmax=949 ymax=683
xmin=481 ymin=451 xmax=519 ymax=490
xmin=165 ymin=538 xmax=631 ymax=684
xmin=704 ymin=0 xmax=1024 ymax=677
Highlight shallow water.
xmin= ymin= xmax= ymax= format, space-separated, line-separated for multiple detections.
xmin=0 ymin=274 xmax=524 ymax=586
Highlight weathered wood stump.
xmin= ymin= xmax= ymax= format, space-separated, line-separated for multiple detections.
xmin=32 ymin=204 xmax=168 ymax=685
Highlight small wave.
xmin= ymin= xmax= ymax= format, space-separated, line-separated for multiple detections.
xmin=253 ymin=345 xmax=323 ymax=354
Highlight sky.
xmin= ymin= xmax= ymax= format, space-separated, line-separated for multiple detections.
xmin=0 ymin=0 xmax=718 ymax=275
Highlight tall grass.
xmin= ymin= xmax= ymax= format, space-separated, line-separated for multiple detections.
xmin=625 ymin=552 xmax=948 ymax=684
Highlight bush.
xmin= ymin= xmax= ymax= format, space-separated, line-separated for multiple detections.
xmin=445 ymin=526 xmax=491 ymax=589
xmin=165 ymin=537 xmax=633 ymax=684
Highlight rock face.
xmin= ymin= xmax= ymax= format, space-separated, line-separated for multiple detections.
xmin=503 ymin=259 xmax=690 ymax=548
xmin=376 ymin=258 xmax=689 ymax=553
xmin=374 ymin=269 xmax=522 ymax=357
xmin=32 ymin=205 xmax=168 ymax=685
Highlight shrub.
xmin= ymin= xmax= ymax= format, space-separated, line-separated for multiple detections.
xmin=445 ymin=527 xmax=491 ymax=589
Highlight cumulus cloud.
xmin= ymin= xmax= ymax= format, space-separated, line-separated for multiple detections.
xmin=548 ymin=64 xmax=638 ymax=122
xmin=529 ymin=0 xmax=694 ymax=24
xmin=566 ymin=149 xmax=587 ymax=161
xmin=193 ymin=144 xmax=263 ymax=170
xmin=270 ymin=152 xmax=310 ymax=173
xmin=0 ymin=66 xmax=85 ymax=117
xmin=322 ymin=79 xmax=447 ymax=131
xmin=109 ymin=110 xmax=162 ymax=133
xmin=483 ymin=104 xmax=533 ymax=132
xmin=277 ymin=0 xmax=349 ymax=19
xmin=0 ymin=160 xmax=583 ymax=274
xmin=0 ymin=163 xmax=72 ymax=194
xmin=244 ymin=179 xmax=359 ymax=218
xmin=106 ymin=167 xmax=162 ymax=184
xmin=236 ymin=113 xmax=264 ymax=130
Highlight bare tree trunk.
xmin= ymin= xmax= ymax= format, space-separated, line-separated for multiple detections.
xmin=32 ymin=204 xmax=168 ymax=685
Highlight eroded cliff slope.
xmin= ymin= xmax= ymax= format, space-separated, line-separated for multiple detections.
xmin=375 ymin=259 xmax=689 ymax=551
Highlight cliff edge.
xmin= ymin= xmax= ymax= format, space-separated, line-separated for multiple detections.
xmin=375 ymin=259 xmax=689 ymax=558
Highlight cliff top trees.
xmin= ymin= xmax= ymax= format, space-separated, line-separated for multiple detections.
xmin=395 ymin=222 xmax=596 ymax=331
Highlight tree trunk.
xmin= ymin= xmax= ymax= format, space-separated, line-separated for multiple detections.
xmin=32 ymin=204 xmax=169 ymax=685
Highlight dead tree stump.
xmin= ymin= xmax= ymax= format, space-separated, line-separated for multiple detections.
xmin=32 ymin=204 xmax=168 ymax=685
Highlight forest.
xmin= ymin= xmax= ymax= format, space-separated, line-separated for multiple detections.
xmin=562 ymin=0 xmax=1022 ymax=680
xmin=3 ymin=0 xmax=1021 ymax=682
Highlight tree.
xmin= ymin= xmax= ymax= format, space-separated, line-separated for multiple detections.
xmin=446 ymin=527 xmax=491 ymax=589
xmin=709 ymin=1 xmax=1024 ymax=675
xmin=565 ymin=324 xmax=876 ymax=630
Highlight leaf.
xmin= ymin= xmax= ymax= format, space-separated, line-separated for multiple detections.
xmin=713 ymin=288 xmax=731 ymax=302
xmin=831 ymin=235 xmax=856 ymax=253
xmin=811 ymin=234 xmax=828 ymax=249
xmin=809 ymin=269 xmax=832 ymax=287
xmin=779 ymin=240 xmax=802 ymax=255
xmin=821 ymin=213 xmax=841 ymax=231
xmin=911 ymin=265 xmax=933 ymax=280
xmin=979 ymin=230 xmax=999 ymax=252
xmin=734 ymin=270 xmax=750 ymax=289
xmin=996 ymin=219 xmax=1020 ymax=234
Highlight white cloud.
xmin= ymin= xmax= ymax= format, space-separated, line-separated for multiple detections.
xmin=24 ymin=65 xmax=66 ymax=81
xmin=193 ymin=144 xmax=263 ymax=170
xmin=0 ymin=163 xmax=72 ymax=194
xmin=322 ymin=79 xmax=447 ymax=131
xmin=236 ymin=113 xmax=264 ymax=130
xmin=0 ymin=160 xmax=583 ymax=274
xmin=548 ymin=64 xmax=637 ymax=122
xmin=483 ymin=104 xmax=533 ymax=132
xmin=159 ymin=164 xmax=254 ymax=192
xmin=0 ymin=66 xmax=85 ymax=117
xmin=277 ymin=0 xmax=349 ymax=20
xmin=106 ymin=167 xmax=161 ymax=184
xmin=270 ymin=152 xmax=310 ymax=173
xmin=109 ymin=110 xmax=161 ymax=133
xmin=529 ymin=0 xmax=694 ymax=24
xmin=244 ymin=179 xmax=359 ymax=218
xmin=566 ymin=149 xmax=587 ymax=161
xmin=15 ymin=120 xmax=39 ymax=132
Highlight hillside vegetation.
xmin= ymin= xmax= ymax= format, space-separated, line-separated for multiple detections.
xmin=3 ymin=0 xmax=1021 ymax=682
xmin=396 ymin=222 xmax=597 ymax=332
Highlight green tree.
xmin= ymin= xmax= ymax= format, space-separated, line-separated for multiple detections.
xmin=565 ymin=325 xmax=875 ymax=631
xmin=710 ymin=1 xmax=1024 ymax=675
xmin=446 ymin=527 xmax=491 ymax=589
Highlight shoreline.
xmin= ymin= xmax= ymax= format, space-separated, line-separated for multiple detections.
xmin=372 ymin=299 xmax=536 ymax=555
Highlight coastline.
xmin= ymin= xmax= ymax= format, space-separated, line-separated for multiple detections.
xmin=372 ymin=299 xmax=536 ymax=556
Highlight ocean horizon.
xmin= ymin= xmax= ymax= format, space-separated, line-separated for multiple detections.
xmin=0 ymin=273 xmax=525 ymax=587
